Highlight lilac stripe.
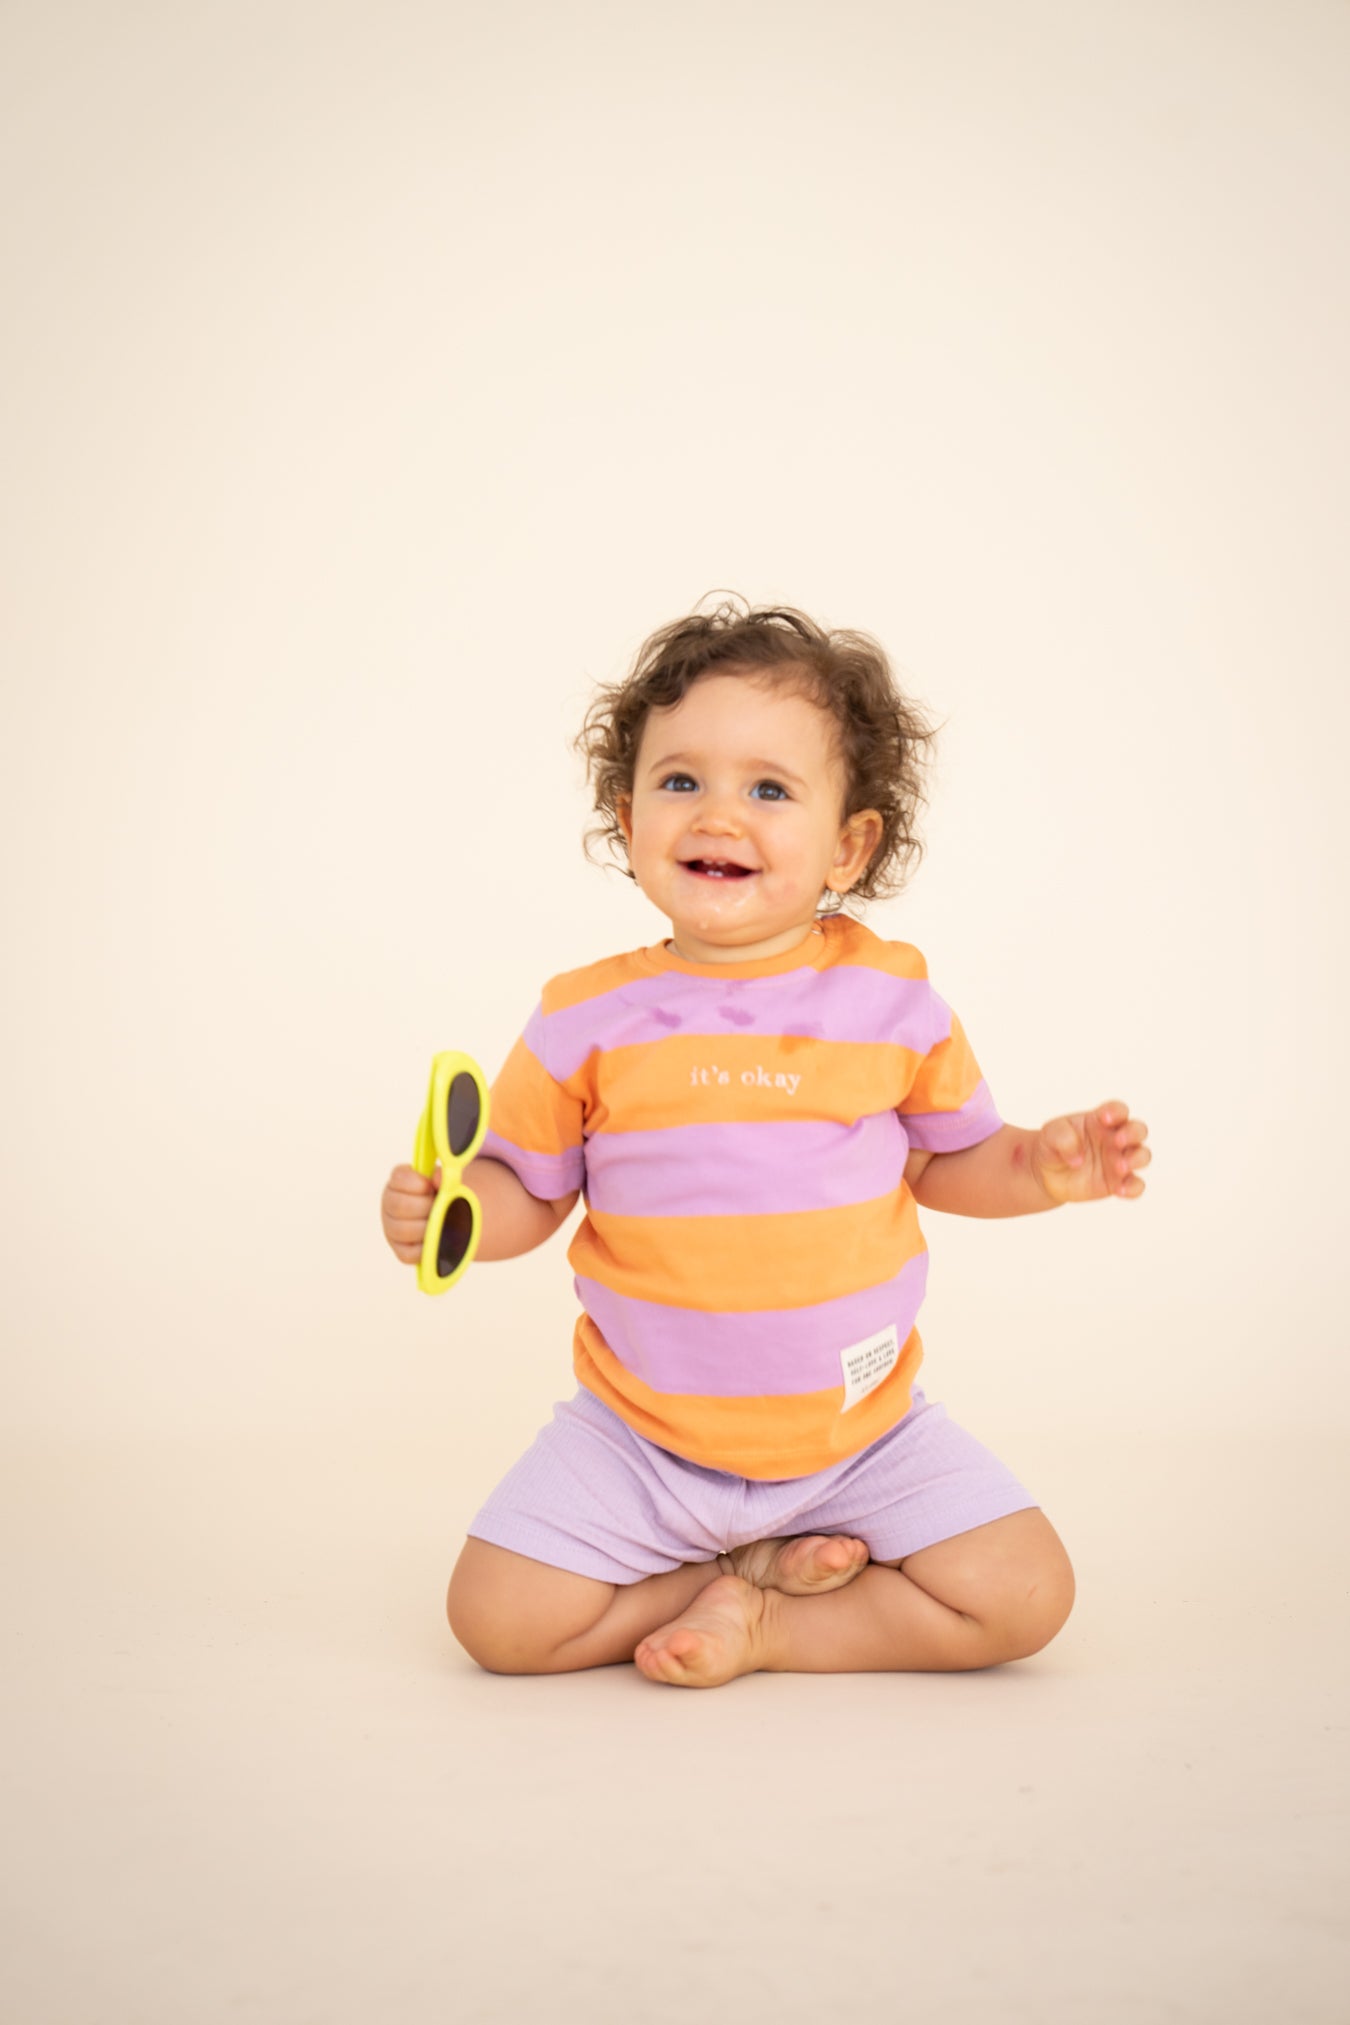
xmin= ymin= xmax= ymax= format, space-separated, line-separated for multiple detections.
xmin=584 ymin=1113 xmax=909 ymax=1217
xmin=901 ymin=1084 xmax=1001 ymax=1152
xmin=521 ymin=1004 xmax=551 ymax=1066
xmin=536 ymin=969 xmax=950 ymax=1080
xmin=479 ymin=1130 xmax=584 ymax=1202
xmin=574 ymin=1252 xmax=929 ymax=1398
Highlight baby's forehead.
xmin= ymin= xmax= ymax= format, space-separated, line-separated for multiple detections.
xmin=636 ymin=670 xmax=845 ymax=777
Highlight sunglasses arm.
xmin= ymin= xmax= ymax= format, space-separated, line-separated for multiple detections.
xmin=412 ymin=1071 xmax=440 ymax=1179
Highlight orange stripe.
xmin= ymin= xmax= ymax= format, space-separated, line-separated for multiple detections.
xmin=570 ymin=1190 xmax=924 ymax=1312
xmin=542 ymin=950 xmax=654 ymax=1014
xmin=819 ymin=926 xmax=930 ymax=982
xmin=900 ymin=1015 xmax=984 ymax=1115
xmin=489 ymin=1021 xmax=988 ymax=1170
xmin=560 ymin=1034 xmax=977 ymax=1133
xmin=487 ymin=1033 xmax=583 ymax=1156
xmin=573 ymin=1317 xmax=925 ymax=1478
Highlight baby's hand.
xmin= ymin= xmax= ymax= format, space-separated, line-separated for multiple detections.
xmin=1030 ymin=1101 xmax=1151 ymax=1207
xmin=381 ymin=1162 xmax=441 ymax=1264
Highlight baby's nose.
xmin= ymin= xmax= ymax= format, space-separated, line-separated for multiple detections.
xmin=694 ymin=802 xmax=742 ymax=835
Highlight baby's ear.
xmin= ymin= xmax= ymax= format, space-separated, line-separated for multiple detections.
xmin=828 ymin=808 xmax=883 ymax=892
xmin=848 ymin=807 xmax=884 ymax=858
xmin=616 ymin=797 xmax=634 ymax=846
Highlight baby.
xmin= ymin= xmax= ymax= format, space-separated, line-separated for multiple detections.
xmin=381 ymin=599 xmax=1150 ymax=1688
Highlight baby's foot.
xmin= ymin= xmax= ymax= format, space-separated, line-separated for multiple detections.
xmin=728 ymin=1532 xmax=870 ymax=1596
xmin=634 ymin=1574 xmax=772 ymax=1689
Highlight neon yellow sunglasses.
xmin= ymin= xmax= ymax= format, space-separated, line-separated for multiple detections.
xmin=411 ymin=1050 xmax=490 ymax=1294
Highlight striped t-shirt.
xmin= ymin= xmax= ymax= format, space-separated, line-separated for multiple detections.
xmin=479 ymin=913 xmax=1001 ymax=1480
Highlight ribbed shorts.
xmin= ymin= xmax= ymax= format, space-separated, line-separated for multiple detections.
xmin=467 ymin=1384 xmax=1039 ymax=1584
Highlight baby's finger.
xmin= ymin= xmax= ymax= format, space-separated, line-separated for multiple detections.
xmin=382 ymin=1196 xmax=433 ymax=1228
xmin=1094 ymin=1099 xmax=1130 ymax=1129
xmin=390 ymin=1163 xmax=439 ymax=1193
xmin=385 ymin=1201 xmax=434 ymax=1233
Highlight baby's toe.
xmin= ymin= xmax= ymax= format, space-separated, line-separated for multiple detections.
xmin=635 ymin=1622 xmax=700 ymax=1682
xmin=777 ymin=1533 xmax=870 ymax=1594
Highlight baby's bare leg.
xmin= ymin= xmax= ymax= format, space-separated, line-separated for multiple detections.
xmin=447 ymin=1538 xmax=724 ymax=1674
xmin=635 ymin=1510 xmax=1075 ymax=1687
xmin=446 ymin=1531 xmax=873 ymax=1675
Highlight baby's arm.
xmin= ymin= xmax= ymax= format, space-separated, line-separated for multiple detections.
xmin=906 ymin=1101 xmax=1150 ymax=1217
xmin=381 ymin=1158 xmax=579 ymax=1265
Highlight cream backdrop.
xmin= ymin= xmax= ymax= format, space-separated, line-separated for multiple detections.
xmin=4 ymin=0 xmax=1347 ymax=1466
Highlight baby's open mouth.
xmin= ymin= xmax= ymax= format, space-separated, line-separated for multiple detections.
xmin=682 ymin=860 xmax=756 ymax=879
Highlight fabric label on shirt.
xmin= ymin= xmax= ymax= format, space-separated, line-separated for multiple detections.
xmin=839 ymin=1323 xmax=900 ymax=1412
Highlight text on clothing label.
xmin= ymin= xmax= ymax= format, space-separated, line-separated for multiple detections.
xmin=839 ymin=1323 xmax=900 ymax=1412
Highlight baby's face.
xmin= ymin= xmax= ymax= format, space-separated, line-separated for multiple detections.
xmin=617 ymin=671 xmax=881 ymax=964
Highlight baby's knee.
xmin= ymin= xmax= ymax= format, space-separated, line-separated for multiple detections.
xmin=445 ymin=1537 xmax=600 ymax=1675
xmin=998 ymin=1550 xmax=1076 ymax=1662
xmin=446 ymin=1560 xmax=532 ymax=1673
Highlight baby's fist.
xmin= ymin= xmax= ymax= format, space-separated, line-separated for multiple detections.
xmin=381 ymin=1161 xmax=441 ymax=1263
xmin=1031 ymin=1101 xmax=1151 ymax=1206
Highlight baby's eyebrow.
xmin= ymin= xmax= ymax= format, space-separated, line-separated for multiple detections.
xmin=645 ymin=751 xmax=809 ymax=791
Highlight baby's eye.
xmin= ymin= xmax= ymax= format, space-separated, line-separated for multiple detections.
xmin=658 ymin=773 xmax=697 ymax=792
xmin=752 ymin=780 xmax=790 ymax=801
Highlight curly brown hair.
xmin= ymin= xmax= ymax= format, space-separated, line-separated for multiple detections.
xmin=573 ymin=594 xmax=938 ymax=911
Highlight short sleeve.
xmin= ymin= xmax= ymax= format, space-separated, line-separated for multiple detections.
xmin=478 ymin=1003 xmax=586 ymax=1202
xmin=897 ymin=982 xmax=1002 ymax=1153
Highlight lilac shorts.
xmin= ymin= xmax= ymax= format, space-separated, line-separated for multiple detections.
xmin=467 ymin=1385 xmax=1039 ymax=1584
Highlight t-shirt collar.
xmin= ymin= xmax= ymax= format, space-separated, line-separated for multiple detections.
xmin=638 ymin=919 xmax=833 ymax=980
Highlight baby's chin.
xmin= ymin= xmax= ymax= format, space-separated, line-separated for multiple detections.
xmin=667 ymin=912 xmax=819 ymax=963
xmin=679 ymin=897 xmax=764 ymax=936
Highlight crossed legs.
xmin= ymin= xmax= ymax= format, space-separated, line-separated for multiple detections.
xmin=446 ymin=1509 xmax=1075 ymax=1686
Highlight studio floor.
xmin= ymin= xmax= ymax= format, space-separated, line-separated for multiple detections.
xmin=3 ymin=1419 xmax=1346 ymax=2024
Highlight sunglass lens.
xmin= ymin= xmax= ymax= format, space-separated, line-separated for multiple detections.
xmin=437 ymin=1195 xmax=474 ymax=1279
xmin=446 ymin=1072 xmax=481 ymax=1159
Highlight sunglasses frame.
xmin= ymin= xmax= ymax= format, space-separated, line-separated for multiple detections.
xmin=411 ymin=1050 xmax=490 ymax=1295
